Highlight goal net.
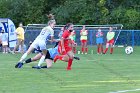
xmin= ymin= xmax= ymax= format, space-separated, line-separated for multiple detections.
xmin=24 ymin=24 xmax=123 ymax=47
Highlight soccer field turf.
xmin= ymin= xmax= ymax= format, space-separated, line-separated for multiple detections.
xmin=0 ymin=46 xmax=140 ymax=93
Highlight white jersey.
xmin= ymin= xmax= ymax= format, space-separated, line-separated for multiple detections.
xmin=36 ymin=26 xmax=54 ymax=41
xmin=31 ymin=26 xmax=54 ymax=50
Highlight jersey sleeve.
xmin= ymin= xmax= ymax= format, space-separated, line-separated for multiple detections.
xmin=62 ymin=31 xmax=69 ymax=39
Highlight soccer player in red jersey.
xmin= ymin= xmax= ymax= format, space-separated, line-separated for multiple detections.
xmin=80 ymin=25 xmax=88 ymax=54
xmin=104 ymin=27 xmax=115 ymax=54
xmin=54 ymin=23 xmax=75 ymax=70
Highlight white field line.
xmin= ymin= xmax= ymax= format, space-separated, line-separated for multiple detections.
xmin=109 ymin=88 xmax=140 ymax=93
xmin=86 ymin=59 xmax=140 ymax=61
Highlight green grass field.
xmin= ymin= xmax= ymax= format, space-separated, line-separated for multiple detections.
xmin=0 ymin=46 xmax=140 ymax=93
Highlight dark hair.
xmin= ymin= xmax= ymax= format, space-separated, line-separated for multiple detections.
xmin=64 ymin=23 xmax=73 ymax=30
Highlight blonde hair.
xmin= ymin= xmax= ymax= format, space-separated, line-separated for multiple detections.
xmin=47 ymin=20 xmax=56 ymax=25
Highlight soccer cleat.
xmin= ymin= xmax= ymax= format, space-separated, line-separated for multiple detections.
xmin=11 ymin=51 xmax=15 ymax=54
xmin=41 ymin=66 xmax=47 ymax=68
xmin=32 ymin=66 xmax=41 ymax=69
xmin=85 ymin=53 xmax=87 ymax=54
xmin=74 ymin=56 xmax=80 ymax=60
xmin=54 ymin=55 xmax=59 ymax=63
xmin=66 ymin=67 xmax=71 ymax=70
xmin=103 ymin=52 xmax=106 ymax=54
xmin=15 ymin=62 xmax=23 ymax=68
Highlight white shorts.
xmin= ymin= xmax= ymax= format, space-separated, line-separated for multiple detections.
xmin=31 ymin=39 xmax=46 ymax=50
xmin=2 ymin=41 xmax=8 ymax=46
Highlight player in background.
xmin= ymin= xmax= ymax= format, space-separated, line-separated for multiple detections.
xmin=104 ymin=27 xmax=115 ymax=54
xmin=15 ymin=44 xmax=80 ymax=69
xmin=16 ymin=20 xmax=56 ymax=68
xmin=96 ymin=28 xmax=104 ymax=54
xmin=12 ymin=23 xmax=24 ymax=54
xmin=54 ymin=23 xmax=75 ymax=70
xmin=58 ymin=27 xmax=64 ymax=39
xmin=69 ymin=30 xmax=76 ymax=54
xmin=0 ymin=29 xmax=8 ymax=53
xmin=80 ymin=25 xmax=88 ymax=54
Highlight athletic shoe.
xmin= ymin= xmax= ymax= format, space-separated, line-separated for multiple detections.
xmin=74 ymin=56 xmax=80 ymax=60
xmin=32 ymin=66 xmax=41 ymax=69
xmin=85 ymin=53 xmax=87 ymax=54
xmin=11 ymin=51 xmax=15 ymax=54
xmin=15 ymin=62 xmax=23 ymax=68
xmin=66 ymin=67 xmax=71 ymax=70
xmin=41 ymin=66 xmax=47 ymax=68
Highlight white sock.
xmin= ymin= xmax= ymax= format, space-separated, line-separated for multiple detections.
xmin=20 ymin=53 xmax=28 ymax=62
xmin=38 ymin=55 xmax=45 ymax=66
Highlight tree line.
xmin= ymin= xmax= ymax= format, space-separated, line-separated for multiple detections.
xmin=0 ymin=0 xmax=139 ymax=29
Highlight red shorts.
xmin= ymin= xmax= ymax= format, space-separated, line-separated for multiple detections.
xmin=107 ymin=39 xmax=114 ymax=44
xmin=81 ymin=40 xmax=87 ymax=43
xmin=58 ymin=45 xmax=72 ymax=55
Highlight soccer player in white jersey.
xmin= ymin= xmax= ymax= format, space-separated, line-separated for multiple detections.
xmin=16 ymin=20 xmax=56 ymax=68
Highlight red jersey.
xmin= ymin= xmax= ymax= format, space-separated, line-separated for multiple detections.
xmin=61 ymin=30 xmax=71 ymax=47
xmin=58 ymin=30 xmax=72 ymax=55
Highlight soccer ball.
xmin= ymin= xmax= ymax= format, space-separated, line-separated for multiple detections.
xmin=125 ymin=46 xmax=133 ymax=54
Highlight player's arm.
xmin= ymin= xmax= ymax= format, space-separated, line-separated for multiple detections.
xmin=80 ymin=30 xmax=83 ymax=36
xmin=50 ymin=30 xmax=55 ymax=42
xmin=61 ymin=37 xmax=65 ymax=52
xmin=15 ymin=28 xmax=20 ymax=35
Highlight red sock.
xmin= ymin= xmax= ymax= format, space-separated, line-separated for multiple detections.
xmin=67 ymin=58 xmax=73 ymax=68
xmin=110 ymin=48 xmax=113 ymax=54
xmin=101 ymin=47 xmax=104 ymax=53
xmin=81 ymin=47 xmax=84 ymax=53
xmin=97 ymin=47 xmax=100 ymax=53
xmin=85 ymin=48 xmax=88 ymax=53
xmin=104 ymin=48 xmax=108 ymax=54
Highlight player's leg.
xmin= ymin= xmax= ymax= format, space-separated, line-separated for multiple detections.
xmin=73 ymin=45 xmax=76 ymax=54
xmin=18 ymin=40 xmax=38 ymax=63
xmin=13 ymin=39 xmax=21 ymax=54
xmin=81 ymin=40 xmax=84 ymax=54
xmin=26 ymin=53 xmax=42 ymax=63
xmin=67 ymin=50 xmax=74 ymax=70
xmin=101 ymin=43 xmax=104 ymax=54
xmin=2 ymin=45 xmax=5 ymax=53
xmin=84 ymin=40 xmax=88 ymax=54
xmin=110 ymin=44 xmax=113 ymax=54
xmin=104 ymin=42 xmax=109 ymax=54
xmin=110 ymin=40 xmax=114 ymax=54
xmin=20 ymin=46 xmax=34 ymax=61
xmin=45 ymin=59 xmax=53 ymax=68
xmin=97 ymin=44 xmax=100 ymax=54
xmin=20 ymin=40 xmax=24 ymax=54
xmin=61 ymin=54 xmax=80 ymax=61
xmin=62 ymin=55 xmax=69 ymax=62
xmin=109 ymin=39 xmax=114 ymax=54
xmin=37 ymin=41 xmax=47 ymax=67
xmin=15 ymin=53 xmax=42 ymax=68
xmin=5 ymin=45 xmax=8 ymax=53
